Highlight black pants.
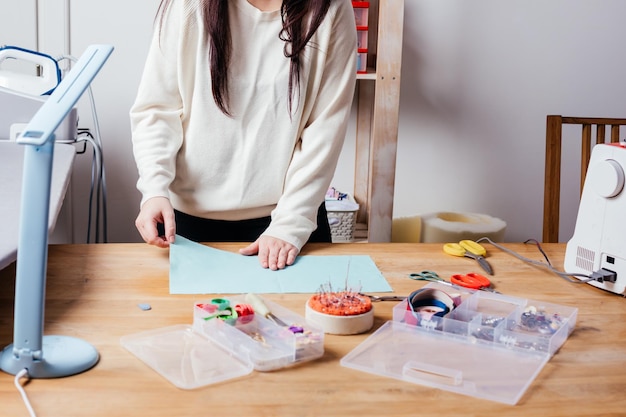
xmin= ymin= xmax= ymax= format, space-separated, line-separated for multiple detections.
xmin=170 ymin=203 xmax=332 ymax=244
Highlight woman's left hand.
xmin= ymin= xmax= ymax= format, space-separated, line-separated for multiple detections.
xmin=239 ymin=235 xmax=299 ymax=270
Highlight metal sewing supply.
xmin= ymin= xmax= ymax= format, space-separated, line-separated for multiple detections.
xmin=472 ymin=316 xmax=505 ymax=341
xmin=245 ymin=293 xmax=288 ymax=327
xmin=482 ymin=316 xmax=504 ymax=327
xmin=250 ymin=332 xmax=269 ymax=346
xmin=519 ymin=305 xmax=563 ymax=335
xmin=361 ymin=293 xmax=406 ymax=302
xmin=471 ymin=326 xmax=495 ymax=341
xmin=514 ymin=341 xmax=540 ymax=350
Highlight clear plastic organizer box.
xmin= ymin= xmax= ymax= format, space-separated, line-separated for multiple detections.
xmin=192 ymin=296 xmax=324 ymax=372
xmin=341 ymin=282 xmax=578 ymax=405
xmin=122 ymin=295 xmax=324 ymax=389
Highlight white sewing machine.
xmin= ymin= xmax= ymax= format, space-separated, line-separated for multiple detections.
xmin=564 ymin=142 xmax=626 ymax=295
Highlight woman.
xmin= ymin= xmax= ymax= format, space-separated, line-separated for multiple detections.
xmin=130 ymin=0 xmax=356 ymax=270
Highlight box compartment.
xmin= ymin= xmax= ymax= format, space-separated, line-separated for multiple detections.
xmin=121 ymin=324 xmax=253 ymax=390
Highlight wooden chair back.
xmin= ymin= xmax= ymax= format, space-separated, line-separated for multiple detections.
xmin=543 ymin=115 xmax=626 ymax=242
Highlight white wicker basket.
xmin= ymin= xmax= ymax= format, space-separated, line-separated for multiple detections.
xmin=325 ymin=195 xmax=359 ymax=242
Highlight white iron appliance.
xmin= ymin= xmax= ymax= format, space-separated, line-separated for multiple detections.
xmin=0 ymin=45 xmax=61 ymax=96
xmin=0 ymin=46 xmax=77 ymax=142
xmin=564 ymin=142 xmax=626 ymax=295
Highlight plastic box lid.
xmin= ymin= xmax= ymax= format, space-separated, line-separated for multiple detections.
xmin=121 ymin=324 xmax=253 ymax=390
xmin=341 ymin=320 xmax=549 ymax=405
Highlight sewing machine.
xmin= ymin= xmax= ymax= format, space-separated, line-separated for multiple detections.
xmin=564 ymin=142 xmax=626 ymax=295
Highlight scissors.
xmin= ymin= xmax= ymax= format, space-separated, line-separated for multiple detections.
xmin=450 ymin=272 xmax=496 ymax=292
xmin=360 ymin=294 xmax=407 ymax=302
xmin=361 ymin=271 xmax=451 ymax=301
xmin=443 ymin=240 xmax=493 ymax=275
xmin=410 ymin=270 xmax=498 ymax=293
xmin=409 ymin=270 xmax=449 ymax=285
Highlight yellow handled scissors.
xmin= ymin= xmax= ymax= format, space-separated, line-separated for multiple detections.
xmin=443 ymin=240 xmax=493 ymax=275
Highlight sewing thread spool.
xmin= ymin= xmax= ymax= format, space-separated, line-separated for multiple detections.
xmin=404 ymin=288 xmax=456 ymax=326
xmin=234 ymin=303 xmax=255 ymax=324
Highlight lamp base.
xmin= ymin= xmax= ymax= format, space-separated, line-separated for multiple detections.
xmin=0 ymin=335 xmax=99 ymax=378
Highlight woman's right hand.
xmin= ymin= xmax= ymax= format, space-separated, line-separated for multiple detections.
xmin=135 ymin=196 xmax=176 ymax=248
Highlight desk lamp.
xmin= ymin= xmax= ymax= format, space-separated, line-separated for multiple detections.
xmin=0 ymin=44 xmax=113 ymax=377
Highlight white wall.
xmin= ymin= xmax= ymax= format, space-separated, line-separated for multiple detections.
xmin=65 ymin=1 xmax=158 ymax=243
xmin=334 ymin=0 xmax=626 ymax=242
xmin=0 ymin=0 xmax=37 ymax=48
xmin=420 ymin=0 xmax=626 ymax=242
xmin=3 ymin=1 xmax=626 ymax=243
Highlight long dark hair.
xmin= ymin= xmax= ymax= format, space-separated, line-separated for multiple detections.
xmin=157 ymin=0 xmax=332 ymax=116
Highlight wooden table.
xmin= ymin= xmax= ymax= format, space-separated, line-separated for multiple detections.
xmin=0 ymin=242 xmax=624 ymax=416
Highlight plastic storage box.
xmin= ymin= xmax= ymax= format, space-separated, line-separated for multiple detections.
xmin=356 ymin=51 xmax=367 ymax=74
xmin=341 ymin=282 xmax=578 ymax=404
xmin=193 ymin=296 xmax=324 ymax=371
xmin=122 ymin=295 xmax=324 ymax=389
xmin=352 ymin=1 xmax=369 ymax=74
xmin=352 ymin=1 xmax=369 ymax=26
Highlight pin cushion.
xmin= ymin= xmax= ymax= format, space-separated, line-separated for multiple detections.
xmin=305 ymin=291 xmax=374 ymax=335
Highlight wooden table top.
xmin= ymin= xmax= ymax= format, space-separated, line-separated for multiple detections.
xmin=0 ymin=242 xmax=624 ymax=416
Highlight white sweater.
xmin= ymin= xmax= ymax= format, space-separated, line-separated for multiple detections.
xmin=130 ymin=0 xmax=357 ymax=250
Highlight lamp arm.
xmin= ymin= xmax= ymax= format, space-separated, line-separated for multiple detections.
xmin=1 ymin=44 xmax=113 ymax=378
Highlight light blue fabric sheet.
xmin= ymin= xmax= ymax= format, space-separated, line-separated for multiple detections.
xmin=169 ymin=235 xmax=392 ymax=294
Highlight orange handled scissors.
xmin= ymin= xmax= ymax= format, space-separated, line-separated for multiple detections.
xmin=450 ymin=273 xmax=496 ymax=292
xmin=443 ymin=240 xmax=493 ymax=275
